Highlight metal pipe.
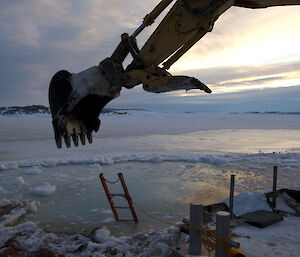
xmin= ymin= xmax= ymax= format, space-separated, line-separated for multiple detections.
xmin=131 ymin=24 xmax=146 ymax=38
xmin=188 ymin=204 xmax=203 ymax=256
xmin=229 ymin=174 xmax=235 ymax=219
xmin=132 ymin=0 xmax=175 ymax=38
xmin=183 ymin=217 xmax=240 ymax=250
xmin=216 ymin=211 xmax=230 ymax=257
xmin=143 ymin=0 xmax=174 ymax=26
xmin=273 ymin=166 xmax=278 ymax=208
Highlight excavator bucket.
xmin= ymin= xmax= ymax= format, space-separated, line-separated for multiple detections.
xmin=49 ymin=58 xmax=128 ymax=148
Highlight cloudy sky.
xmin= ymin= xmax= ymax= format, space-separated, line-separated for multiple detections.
xmin=0 ymin=0 xmax=300 ymax=112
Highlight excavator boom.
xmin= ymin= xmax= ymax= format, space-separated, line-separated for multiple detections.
xmin=49 ymin=0 xmax=300 ymax=148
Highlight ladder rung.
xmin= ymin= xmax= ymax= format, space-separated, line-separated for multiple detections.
xmin=100 ymin=172 xmax=138 ymax=223
xmin=110 ymin=193 xmax=125 ymax=197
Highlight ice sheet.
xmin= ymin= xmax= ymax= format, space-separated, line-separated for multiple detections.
xmin=0 ymin=111 xmax=300 ymax=256
xmin=1 ymin=112 xmax=300 ymax=162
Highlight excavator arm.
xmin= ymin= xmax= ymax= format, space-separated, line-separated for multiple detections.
xmin=49 ymin=0 xmax=300 ymax=148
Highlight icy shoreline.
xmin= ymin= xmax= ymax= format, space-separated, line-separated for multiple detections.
xmin=0 ymin=154 xmax=299 ymax=256
xmin=0 ymin=151 xmax=299 ymax=171
xmin=1 ymin=189 xmax=299 ymax=257
xmin=0 ymin=198 xmax=186 ymax=257
xmin=1 ymin=112 xmax=300 ymax=256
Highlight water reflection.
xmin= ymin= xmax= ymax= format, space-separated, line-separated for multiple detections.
xmin=0 ymin=160 xmax=299 ymax=236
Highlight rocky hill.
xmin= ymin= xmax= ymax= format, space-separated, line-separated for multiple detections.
xmin=0 ymin=105 xmax=50 ymax=115
xmin=0 ymin=105 xmax=146 ymax=116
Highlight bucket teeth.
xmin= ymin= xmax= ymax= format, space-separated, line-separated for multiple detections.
xmin=53 ymin=128 xmax=62 ymax=149
xmin=49 ymin=63 xmax=121 ymax=149
xmin=72 ymin=129 xmax=79 ymax=147
xmin=79 ymin=132 xmax=86 ymax=145
xmin=55 ymin=135 xmax=62 ymax=149
xmin=94 ymin=119 xmax=101 ymax=132
xmin=87 ymin=131 xmax=93 ymax=144
xmin=52 ymin=117 xmax=94 ymax=148
xmin=64 ymin=135 xmax=71 ymax=148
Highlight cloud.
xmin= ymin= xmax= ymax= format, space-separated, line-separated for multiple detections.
xmin=172 ymin=60 xmax=300 ymax=93
xmin=111 ymin=84 xmax=300 ymax=113
xmin=0 ymin=0 xmax=299 ymax=111
xmin=169 ymin=6 xmax=300 ymax=70
xmin=111 ymin=60 xmax=300 ymax=112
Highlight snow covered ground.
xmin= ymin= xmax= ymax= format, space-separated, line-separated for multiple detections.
xmin=0 ymin=111 xmax=299 ymax=256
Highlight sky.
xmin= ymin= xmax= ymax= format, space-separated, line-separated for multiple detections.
xmin=0 ymin=0 xmax=300 ymax=112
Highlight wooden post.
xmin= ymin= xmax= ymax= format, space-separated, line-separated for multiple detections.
xmin=216 ymin=211 xmax=230 ymax=257
xmin=229 ymin=175 xmax=235 ymax=219
xmin=273 ymin=166 xmax=278 ymax=209
xmin=188 ymin=204 xmax=203 ymax=256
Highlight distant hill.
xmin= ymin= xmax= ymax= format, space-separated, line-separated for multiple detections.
xmin=0 ymin=105 xmax=50 ymax=115
xmin=0 ymin=105 xmax=146 ymax=116
xmin=230 ymin=111 xmax=300 ymax=115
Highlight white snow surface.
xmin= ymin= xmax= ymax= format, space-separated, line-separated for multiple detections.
xmin=233 ymin=215 xmax=300 ymax=257
xmin=1 ymin=112 xmax=300 ymax=162
xmin=1 ymin=111 xmax=300 ymax=256
xmin=0 ymin=199 xmax=186 ymax=256
xmin=223 ymin=191 xmax=272 ymax=216
xmin=0 ymin=151 xmax=300 ymax=175
xmin=0 ymin=195 xmax=298 ymax=257
xmin=94 ymin=227 xmax=110 ymax=243
xmin=0 ymin=200 xmax=39 ymax=227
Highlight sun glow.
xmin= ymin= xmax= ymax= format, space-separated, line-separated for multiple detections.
xmin=172 ymin=71 xmax=300 ymax=97
xmin=169 ymin=7 xmax=300 ymax=78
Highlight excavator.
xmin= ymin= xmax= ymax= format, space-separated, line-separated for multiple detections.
xmin=49 ymin=0 xmax=300 ymax=148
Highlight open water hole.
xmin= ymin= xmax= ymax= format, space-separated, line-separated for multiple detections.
xmin=0 ymin=161 xmax=289 ymax=236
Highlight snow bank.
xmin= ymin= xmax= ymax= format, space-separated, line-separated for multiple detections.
xmin=0 ymin=222 xmax=39 ymax=248
xmin=1 ymin=151 xmax=298 ymax=171
xmin=0 ymin=200 xmax=39 ymax=227
xmin=94 ymin=227 xmax=110 ymax=243
xmin=0 ymin=199 xmax=186 ymax=256
xmin=0 ymin=192 xmax=299 ymax=257
xmin=30 ymin=184 xmax=56 ymax=196
xmin=223 ymin=191 xmax=272 ymax=216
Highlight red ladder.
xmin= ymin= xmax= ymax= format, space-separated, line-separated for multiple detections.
xmin=99 ymin=172 xmax=138 ymax=223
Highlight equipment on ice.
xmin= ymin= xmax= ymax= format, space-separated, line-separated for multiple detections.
xmin=49 ymin=0 xmax=300 ymax=148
